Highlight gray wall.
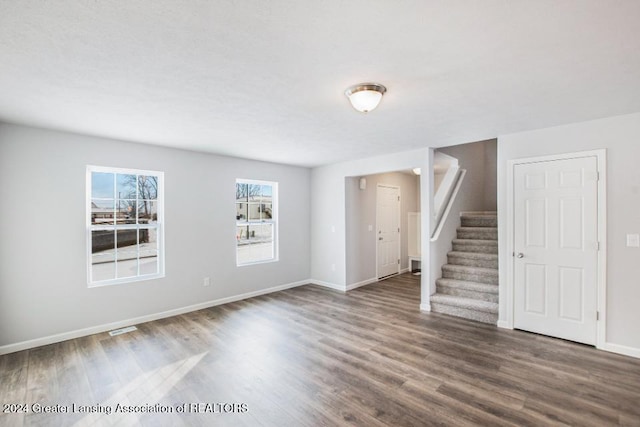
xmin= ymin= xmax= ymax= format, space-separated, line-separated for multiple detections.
xmin=498 ymin=112 xmax=640 ymax=352
xmin=483 ymin=140 xmax=498 ymax=211
xmin=345 ymin=172 xmax=419 ymax=285
xmin=0 ymin=123 xmax=311 ymax=347
xmin=438 ymin=138 xmax=497 ymax=212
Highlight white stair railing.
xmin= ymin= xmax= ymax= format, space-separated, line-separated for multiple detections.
xmin=431 ymin=151 xmax=465 ymax=241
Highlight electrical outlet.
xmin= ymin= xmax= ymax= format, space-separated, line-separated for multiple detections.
xmin=331 ymin=264 xmax=336 ymax=271
xmin=627 ymin=234 xmax=640 ymax=248
xmin=203 ymin=277 xmax=211 ymax=287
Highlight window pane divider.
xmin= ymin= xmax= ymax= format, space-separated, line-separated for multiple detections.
xmin=89 ymin=224 xmax=158 ymax=231
xmin=88 ymin=165 xmax=164 ymax=286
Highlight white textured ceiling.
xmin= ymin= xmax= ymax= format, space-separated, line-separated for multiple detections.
xmin=1 ymin=1 xmax=640 ymax=167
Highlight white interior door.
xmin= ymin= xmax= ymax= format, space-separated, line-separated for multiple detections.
xmin=514 ymin=156 xmax=598 ymax=345
xmin=377 ymin=185 xmax=400 ymax=279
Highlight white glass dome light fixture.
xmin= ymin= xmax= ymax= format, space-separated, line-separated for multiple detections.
xmin=344 ymin=83 xmax=387 ymax=113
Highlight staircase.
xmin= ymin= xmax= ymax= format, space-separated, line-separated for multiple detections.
xmin=431 ymin=212 xmax=499 ymax=324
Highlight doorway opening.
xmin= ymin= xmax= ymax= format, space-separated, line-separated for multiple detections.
xmin=345 ymin=169 xmax=421 ymax=288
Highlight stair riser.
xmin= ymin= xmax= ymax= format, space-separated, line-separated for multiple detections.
xmin=461 ymin=217 xmax=497 ymax=228
xmin=435 ymin=278 xmax=499 ymax=293
xmin=436 ymin=285 xmax=499 ymax=303
xmin=431 ymin=303 xmax=498 ymax=324
xmin=457 ymin=229 xmax=498 ymax=240
xmin=448 ymin=255 xmax=498 ymax=269
xmin=442 ymin=270 xmax=498 ymax=285
xmin=452 ymin=243 xmax=498 ymax=254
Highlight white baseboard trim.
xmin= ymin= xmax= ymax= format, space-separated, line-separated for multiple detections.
xmin=308 ymin=279 xmax=346 ymax=292
xmin=400 ymin=267 xmax=410 ymax=274
xmin=497 ymin=320 xmax=512 ymax=329
xmin=345 ymin=277 xmax=378 ymax=291
xmin=600 ymin=342 xmax=640 ymax=359
xmin=419 ymin=303 xmax=431 ymax=311
xmin=0 ymin=279 xmax=309 ymax=356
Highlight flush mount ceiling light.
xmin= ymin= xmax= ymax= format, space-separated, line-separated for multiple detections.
xmin=344 ymin=83 xmax=387 ymax=113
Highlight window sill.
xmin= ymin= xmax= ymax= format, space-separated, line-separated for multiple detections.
xmin=88 ymin=273 xmax=165 ymax=288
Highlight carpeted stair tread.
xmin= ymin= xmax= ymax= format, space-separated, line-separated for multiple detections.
xmin=452 ymin=239 xmax=498 ymax=254
xmin=460 ymin=211 xmax=497 ymax=216
xmin=448 ymin=251 xmax=499 ymax=269
xmin=453 ymin=239 xmax=498 ymax=246
xmin=461 ymin=215 xmax=498 ymax=228
xmin=447 ymin=251 xmax=498 ymax=261
xmin=431 ymin=302 xmax=499 ymax=324
xmin=436 ymin=278 xmax=498 ymax=294
xmin=457 ymin=226 xmax=498 ymax=232
xmin=442 ymin=264 xmax=498 ymax=285
xmin=442 ymin=264 xmax=498 ymax=276
xmin=456 ymin=227 xmax=498 ymax=240
xmin=430 ymin=294 xmax=498 ymax=314
xmin=435 ymin=278 xmax=499 ymax=302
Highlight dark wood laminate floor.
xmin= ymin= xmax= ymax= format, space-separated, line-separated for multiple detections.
xmin=1 ymin=273 xmax=639 ymax=426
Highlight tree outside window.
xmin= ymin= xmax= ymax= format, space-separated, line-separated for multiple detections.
xmin=236 ymin=179 xmax=277 ymax=265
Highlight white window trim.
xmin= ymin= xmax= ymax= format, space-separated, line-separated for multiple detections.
xmin=236 ymin=178 xmax=279 ymax=266
xmin=86 ymin=165 xmax=165 ymax=287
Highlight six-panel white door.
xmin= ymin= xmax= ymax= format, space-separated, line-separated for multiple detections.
xmin=377 ymin=185 xmax=400 ymax=279
xmin=514 ymin=156 xmax=598 ymax=345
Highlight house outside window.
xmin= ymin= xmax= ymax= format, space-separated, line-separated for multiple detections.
xmin=236 ymin=179 xmax=278 ymax=265
xmin=87 ymin=166 xmax=164 ymax=286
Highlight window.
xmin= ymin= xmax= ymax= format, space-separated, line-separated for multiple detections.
xmin=87 ymin=166 xmax=164 ymax=286
xmin=236 ymin=179 xmax=277 ymax=265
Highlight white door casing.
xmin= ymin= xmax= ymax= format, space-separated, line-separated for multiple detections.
xmin=377 ymin=184 xmax=400 ymax=279
xmin=513 ymin=156 xmax=598 ymax=345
